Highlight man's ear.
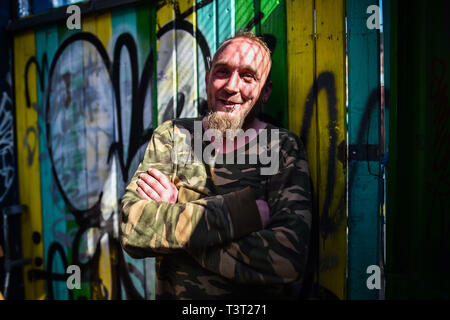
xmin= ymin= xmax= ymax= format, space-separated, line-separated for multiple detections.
xmin=262 ymin=80 xmax=272 ymax=102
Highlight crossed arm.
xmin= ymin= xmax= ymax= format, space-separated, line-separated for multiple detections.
xmin=136 ymin=168 xmax=270 ymax=227
xmin=119 ymin=121 xmax=312 ymax=285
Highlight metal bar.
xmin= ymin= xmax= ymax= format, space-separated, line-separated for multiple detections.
xmin=28 ymin=269 xmax=68 ymax=282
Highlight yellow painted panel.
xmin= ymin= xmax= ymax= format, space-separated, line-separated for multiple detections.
xmin=286 ymin=0 xmax=320 ymax=284
xmin=13 ymin=31 xmax=45 ymax=300
xmin=156 ymin=0 xmax=174 ymax=33
xmin=315 ymin=0 xmax=347 ymax=299
xmin=83 ymin=12 xmax=112 ymax=49
xmin=286 ymin=0 xmax=315 ymax=137
xmin=178 ymin=0 xmax=195 ymax=23
xmin=286 ymin=0 xmax=318 ymax=195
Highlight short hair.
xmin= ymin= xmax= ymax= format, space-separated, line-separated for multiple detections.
xmin=208 ymin=31 xmax=273 ymax=71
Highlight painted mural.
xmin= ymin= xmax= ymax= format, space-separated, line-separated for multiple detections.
xmin=9 ymin=0 xmax=389 ymax=300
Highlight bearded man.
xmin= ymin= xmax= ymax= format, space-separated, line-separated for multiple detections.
xmin=120 ymin=31 xmax=312 ymax=299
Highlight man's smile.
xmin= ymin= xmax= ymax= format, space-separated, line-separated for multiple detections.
xmin=216 ymin=97 xmax=246 ymax=112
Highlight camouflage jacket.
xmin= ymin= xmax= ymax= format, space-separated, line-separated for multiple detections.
xmin=120 ymin=118 xmax=312 ymax=299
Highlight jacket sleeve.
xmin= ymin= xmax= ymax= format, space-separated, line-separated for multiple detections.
xmin=119 ymin=121 xmax=263 ymax=258
xmin=187 ymin=134 xmax=312 ymax=285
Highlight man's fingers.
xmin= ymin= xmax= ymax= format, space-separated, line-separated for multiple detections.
xmin=137 ymin=187 xmax=151 ymax=201
xmin=148 ymin=168 xmax=175 ymax=190
xmin=139 ymin=172 xmax=165 ymax=195
xmin=137 ymin=179 xmax=161 ymax=201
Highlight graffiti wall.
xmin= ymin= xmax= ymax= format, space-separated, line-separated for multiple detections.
xmin=9 ymin=0 xmax=389 ymax=299
xmin=0 ymin=0 xmax=25 ymax=300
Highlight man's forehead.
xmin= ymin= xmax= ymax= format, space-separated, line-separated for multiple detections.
xmin=212 ymin=38 xmax=271 ymax=71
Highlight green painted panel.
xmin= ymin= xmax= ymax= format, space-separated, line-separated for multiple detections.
xmin=235 ymin=0 xmax=255 ymax=32
xmin=260 ymin=0 xmax=288 ymax=128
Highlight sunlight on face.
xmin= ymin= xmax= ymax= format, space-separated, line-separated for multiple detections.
xmin=205 ymin=37 xmax=272 ymax=135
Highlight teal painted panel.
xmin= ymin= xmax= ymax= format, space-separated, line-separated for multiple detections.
xmin=216 ymin=0 xmax=234 ymax=47
xmin=347 ymin=0 xmax=381 ymax=300
xmin=36 ymin=25 xmax=70 ymax=300
xmin=382 ymin=0 xmax=390 ymax=154
xmin=197 ymin=0 xmax=216 ymax=58
xmin=111 ymin=7 xmax=151 ymax=299
xmin=112 ymin=8 xmax=138 ymax=162
xmin=196 ymin=0 xmax=234 ymax=115
xmin=195 ymin=0 xmax=213 ymax=114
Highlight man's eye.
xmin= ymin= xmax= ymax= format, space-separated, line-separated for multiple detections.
xmin=215 ymin=69 xmax=228 ymax=76
xmin=241 ymin=73 xmax=255 ymax=81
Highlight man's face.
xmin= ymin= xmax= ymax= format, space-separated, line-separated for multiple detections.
xmin=205 ymin=37 xmax=272 ymax=127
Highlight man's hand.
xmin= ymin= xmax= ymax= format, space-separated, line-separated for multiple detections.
xmin=137 ymin=168 xmax=178 ymax=203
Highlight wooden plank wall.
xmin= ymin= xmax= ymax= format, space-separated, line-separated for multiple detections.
xmin=0 ymin=0 xmax=23 ymax=300
xmin=14 ymin=30 xmax=46 ymax=299
xmin=12 ymin=0 xmax=354 ymax=299
xmin=287 ymin=0 xmax=347 ymax=300
xmin=347 ymin=0 xmax=381 ymax=299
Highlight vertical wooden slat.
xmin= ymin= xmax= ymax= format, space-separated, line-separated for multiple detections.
xmin=14 ymin=30 xmax=45 ymax=300
xmin=55 ymin=23 xmax=91 ymax=300
xmin=136 ymin=4 xmax=157 ymax=300
xmin=83 ymin=12 xmax=116 ymax=300
xmin=150 ymin=4 xmax=158 ymax=130
xmin=111 ymin=8 xmax=137 ymax=161
xmin=286 ymin=0 xmax=320 ymax=296
xmin=347 ymin=0 xmax=381 ymax=299
xmin=382 ymin=0 xmax=390 ymax=154
xmin=35 ymin=25 xmax=68 ymax=300
xmin=111 ymin=7 xmax=150 ymax=299
xmin=380 ymin=0 xmax=391 ymax=298
xmin=196 ymin=0 xmax=216 ymax=114
xmin=176 ymin=0 xmax=198 ymax=119
xmin=235 ymin=0 xmax=254 ymax=32
xmin=286 ymin=0 xmax=315 ymax=141
xmin=259 ymin=0 xmax=288 ymax=128
xmin=136 ymin=6 xmax=154 ymax=132
xmin=156 ymin=0 xmax=177 ymax=124
xmin=386 ymin=0 xmax=400 ymax=299
xmin=315 ymin=0 xmax=347 ymax=300
xmin=196 ymin=0 xmax=234 ymax=116
xmin=216 ymin=0 xmax=234 ymax=47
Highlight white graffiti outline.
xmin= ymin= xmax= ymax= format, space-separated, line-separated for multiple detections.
xmin=0 ymin=90 xmax=14 ymax=202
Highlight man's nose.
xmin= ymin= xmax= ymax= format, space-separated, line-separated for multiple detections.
xmin=224 ymin=71 xmax=240 ymax=94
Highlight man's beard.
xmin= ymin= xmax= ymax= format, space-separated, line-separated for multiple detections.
xmin=205 ymin=110 xmax=244 ymax=141
xmin=205 ymin=98 xmax=264 ymax=141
